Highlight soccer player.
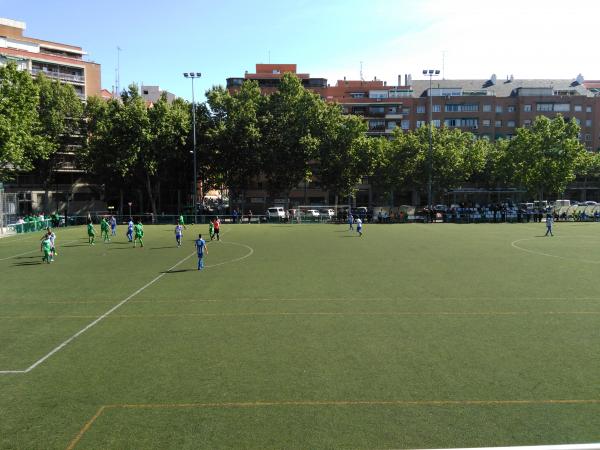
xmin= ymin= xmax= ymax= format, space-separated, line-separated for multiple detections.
xmin=110 ymin=215 xmax=117 ymax=236
xmin=213 ymin=217 xmax=221 ymax=241
xmin=127 ymin=218 xmax=134 ymax=242
xmin=100 ymin=217 xmax=110 ymax=242
xmin=175 ymin=223 xmax=183 ymax=247
xmin=178 ymin=214 xmax=186 ymax=230
xmin=195 ymin=233 xmax=208 ymax=270
xmin=356 ymin=217 xmax=363 ymax=237
xmin=545 ymin=213 xmax=554 ymax=237
xmin=46 ymin=227 xmax=57 ymax=260
xmin=87 ymin=220 xmax=96 ymax=245
xmin=348 ymin=212 xmax=354 ymax=230
xmin=208 ymin=219 xmax=215 ymax=241
xmin=41 ymin=235 xmax=52 ymax=263
xmin=133 ymin=220 xmax=144 ymax=248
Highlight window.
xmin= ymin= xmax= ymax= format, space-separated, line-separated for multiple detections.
xmin=417 ymin=105 xmax=425 ymax=114
xmin=143 ymin=90 xmax=149 ymax=95
xmin=462 ymin=104 xmax=479 ymax=112
xmin=368 ymin=120 xmax=385 ymax=131
xmin=369 ymin=106 xmax=385 ymax=115
xmin=575 ymin=118 xmax=581 ymax=125
xmin=402 ymin=107 xmax=410 ymax=114
xmin=585 ymin=134 xmax=592 ymax=141
xmin=432 ymin=119 xmax=441 ymax=128
xmin=462 ymin=118 xmax=478 ymax=127
xmin=444 ymin=104 xmax=478 ymax=112
xmin=524 ymin=104 xmax=532 ymax=112
xmin=482 ymin=119 xmax=491 ymax=127
xmin=524 ymin=119 xmax=531 ymax=127
xmin=586 ymin=119 xmax=592 ymax=127
xmin=495 ymin=105 xmax=503 ymax=113
xmin=554 ymin=103 xmax=570 ymax=112
xmin=586 ymin=106 xmax=592 ymax=113
xmin=495 ymin=120 xmax=502 ymax=127
xmin=574 ymin=105 xmax=582 ymax=112
xmin=416 ymin=120 xmax=427 ymax=128
xmin=350 ymin=92 xmax=366 ymax=99
xmin=433 ymin=104 xmax=441 ymax=112
xmin=507 ymin=105 xmax=515 ymax=112
xmin=400 ymin=120 xmax=410 ymax=130
xmin=483 ymin=104 xmax=492 ymax=112
xmin=444 ymin=119 xmax=458 ymax=127
xmin=387 ymin=122 xmax=397 ymax=130
xmin=537 ymin=103 xmax=553 ymax=112
xmin=445 ymin=104 xmax=460 ymax=112
xmin=507 ymin=120 xmax=516 ymax=128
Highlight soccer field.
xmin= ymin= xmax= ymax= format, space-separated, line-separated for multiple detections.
xmin=0 ymin=222 xmax=599 ymax=449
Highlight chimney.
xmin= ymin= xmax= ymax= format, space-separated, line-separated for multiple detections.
xmin=384 ymin=81 xmax=387 ymax=86
xmin=398 ymin=75 xmax=402 ymax=87
xmin=509 ymin=74 xmax=514 ymax=82
xmin=406 ymin=74 xmax=412 ymax=86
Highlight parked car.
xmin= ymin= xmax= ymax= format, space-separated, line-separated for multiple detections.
xmin=583 ymin=201 xmax=598 ymax=206
xmin=266 ymin=206 xmax=286 ymax=220
xmin=306 ymin=209 xmax=320 ymax=218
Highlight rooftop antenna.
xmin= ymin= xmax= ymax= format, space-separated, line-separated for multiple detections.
xmin=360 ymin=61 xmax=364 ymax=81
xmin=268 ymin=50 xmax=271 ymax=64
xmin=115 ymin=46 xmax=122 ymax=97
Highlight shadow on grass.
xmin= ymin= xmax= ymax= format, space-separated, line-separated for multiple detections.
xmin=108 ymin=247 xmax=134 ymax=250
xmin=63 ymin=244 xmax=90 ymax=248
xmin=340 ymin=235 xmax=359 ymax=238
xmin=150 ymin=246 xmax=177 ymax=250
xmin=13 ymin=261 xmax=44 ymax=266
xmin=14 ymin=256 xmax=39 ymax=259
xmin=161 ymin=269 xmax=195 ymax=274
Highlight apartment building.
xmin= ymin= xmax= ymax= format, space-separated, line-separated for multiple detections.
xmin=0 ymin=18 xmax=101 ymax=99
xmin=0 ymin=18 xmax=104 ymax=214
xmin=226 ymin=64 xmax=600 ymax=206
xmin=141 ymin=85 xmax=176 ymax=104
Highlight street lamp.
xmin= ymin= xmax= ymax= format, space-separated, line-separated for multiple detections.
xmin=183 ymin=72 xmax=202 ymax=224
xmin=423 ymin=69 xmax=440 ymax=218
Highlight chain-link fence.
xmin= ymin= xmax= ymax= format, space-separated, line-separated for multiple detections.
xmin=0 ymin=192 xmax=18 ymax=236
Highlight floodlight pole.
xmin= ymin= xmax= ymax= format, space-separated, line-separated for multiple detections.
xmin=424 ymin=69 xmax=440 ymax=218
xmin=184 ymin=72 xmax=201 ymax=224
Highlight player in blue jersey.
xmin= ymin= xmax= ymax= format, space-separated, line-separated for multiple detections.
xmin=195 ymin=233 xmax=208 ymax=270
xmin=110 ymin=215 xmax=117 ymax=236
xmin=348 ymin=212 xmax=354 ymax=230
xmin=126 ymin=218 xmax=134 ymax=242
xmin=175 ymin=223 xmax=183 ymax=247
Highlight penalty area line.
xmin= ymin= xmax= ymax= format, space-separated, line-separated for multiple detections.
xmin=0 ymin=251 xmax=196 ymax=375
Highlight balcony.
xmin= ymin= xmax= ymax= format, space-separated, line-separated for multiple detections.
xmin=386 ymin=113 xmax=403 ymax=119
xmin=30 ymin=68 xmax=85 ymax=84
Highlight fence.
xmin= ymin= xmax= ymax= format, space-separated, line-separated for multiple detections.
xmin=0 ymin=192 xmax=18 ymax=236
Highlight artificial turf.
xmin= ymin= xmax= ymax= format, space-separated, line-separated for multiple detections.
xmin=0 ymin=221 xmax=599 ymax=449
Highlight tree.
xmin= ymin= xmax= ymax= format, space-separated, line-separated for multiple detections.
xmin=35 ymin=73 xmax=84 ymax=210
xmin=205 ymin=81 xmax=264 ymax=212
xmin=145 ymin=95 xmax=191 ymax=216
xmin=503 ymin=115 xmax=586 ymax=200
xmin=261 ymin=73 xmax=324 ymax=197
xmin=0 ymin=62 xmax=48 ymax=180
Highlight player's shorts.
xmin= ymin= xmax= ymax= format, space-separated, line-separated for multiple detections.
xmin=197 ymin=252 xmax=204 ymax=258
xmin=176 ymin=234 xmax=182 ymax=239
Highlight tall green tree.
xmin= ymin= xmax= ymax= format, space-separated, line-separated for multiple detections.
xmin=205 ymin=81 xmax=264 ymax=211
xmin=261 ymin=73 xmax=324 ymax=197
xmin=0 ymin=62 xmax=48 ymax=180
xmin=503 ymin=115 xmax=586 ymax=200
xmin=35 ymin=73 xmax=84 ymax=210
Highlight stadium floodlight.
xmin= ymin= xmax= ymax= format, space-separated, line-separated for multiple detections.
xmin=183 ymin=71 xmax=202 ymax=223
xmin=423 ymin=68 xmax=440 ymax=219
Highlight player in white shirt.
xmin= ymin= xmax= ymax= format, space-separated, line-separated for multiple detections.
xmin=175 ymin=224 xmax=183 ymax=247
xmin=356 ymin=218 xmax=363 ymax=237
xmin=544 ymin=213 xmax=554 ymax=237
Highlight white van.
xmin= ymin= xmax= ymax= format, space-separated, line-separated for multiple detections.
xmin=266 ymin=206 xmax=286 ymax=220
xmin=554 ymin=199 xmax=571 ymax=208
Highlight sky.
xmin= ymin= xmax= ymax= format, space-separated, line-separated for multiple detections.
xmin=2 ymin=0 xmax=600 ymax=101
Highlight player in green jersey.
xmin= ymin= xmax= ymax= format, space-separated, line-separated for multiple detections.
xmin=178 ymin=214 xmax=186 ymax=230
xmin=87 ymin=220 xmax=96 ymax=245
xmin=41 ymin=236 xmax=52 ymax=263
xmin=100 ymin=217 xmax=110 ymax=242
xmin=133 ymin=220 xmax=144 ymax=248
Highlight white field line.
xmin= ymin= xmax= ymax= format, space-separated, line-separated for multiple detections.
xmin=511 ymin=238 xmax=600 ymax=264
xmin=419 ymin=444 xmax=600 ymax=450
xmin=0 ymin=252 xmax=196 ymax=374
xmin=0 ymin=238 xmax=80 ymax=262
xmin=0 ymin=233 xmax=253 ymax=375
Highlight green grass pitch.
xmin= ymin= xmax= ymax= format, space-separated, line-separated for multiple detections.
xmin=0 ymin=222 xmax=599 ymax=449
